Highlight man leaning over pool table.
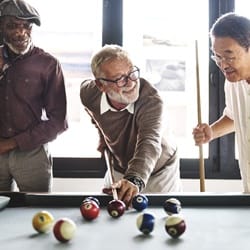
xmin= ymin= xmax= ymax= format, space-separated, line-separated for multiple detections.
xmin=80 ymin=44 xmax=182 ymax=207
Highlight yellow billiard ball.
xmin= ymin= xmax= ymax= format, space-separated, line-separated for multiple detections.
xmin=32 ymin=210 xmax=54 ymax=233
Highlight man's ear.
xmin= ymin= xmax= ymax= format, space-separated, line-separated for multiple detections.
xmin=95 ymin=79 xmax=106 ymax=92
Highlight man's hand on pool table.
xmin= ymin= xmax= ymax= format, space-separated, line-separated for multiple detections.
xmin=103 ymin=179 xmax=139 ymax=208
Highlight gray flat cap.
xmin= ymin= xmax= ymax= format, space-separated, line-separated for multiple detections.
xmin=0 ymin=0 xmax=41 ymax=26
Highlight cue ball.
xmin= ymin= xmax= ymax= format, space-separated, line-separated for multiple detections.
xmin=136 ymin=213 xmax=155 ymax=235
xmin=165 ymin=214 xmax=186 ymax=238
xmin=80 ymin=200 xmax=100 ymax=220
xmin=53 ymin=218 xmax=76 ymax=243
xmin=132 ymin=194 xmax=148 ymax=211
xmin=32 ymin=210 xmax=54 ymax=233
xmin=107 ymin=199 xmax=126 ymax=218
xmin=164 ymin=198 xmax=181 ymax=215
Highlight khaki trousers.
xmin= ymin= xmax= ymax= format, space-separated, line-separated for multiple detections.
xmin=0 ymin=144 xmax=52 ymax=192
xmin=104 ymin=159 xmax=182 ymax=193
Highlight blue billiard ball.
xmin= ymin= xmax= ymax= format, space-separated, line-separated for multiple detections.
xmin=132 ymin=194 xmax=148 ymax=211
xmin=164 ymin=198 xmax=181 ymax=215
xmin=136 ymin=213 xmax=155 ymax=235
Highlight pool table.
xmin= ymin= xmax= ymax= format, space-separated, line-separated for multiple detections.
xmin=1 ymin=192 xmax=250 ymax=250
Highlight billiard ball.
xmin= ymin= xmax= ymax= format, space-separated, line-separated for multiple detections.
xmin=32 ymin=210 xmax=54 ymax=233
xmin=107 ymin=199 xmax=126 ymax=218
xmin=132 ymin=194 xmax=148 ymax=211
xmin=53 ymin=218 xmax=76 ymax=243
xmin=80 ymin=200 xmax=100 ymax=220
xmin=165 ymin=214 xmax=186 ymax=238
xmin=136 ymin=213 xmax=155 ymax=235
xmin=82 ymin=196 xmax=100 ymax=206
xmin=164 ymin=198 xmax=181 ymax=215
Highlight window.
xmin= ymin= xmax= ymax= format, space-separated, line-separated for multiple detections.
xmin=123 ymin=0 xmax=209 ymax=159
xmin=28 ymin=0 xmax=102 ymax=157
xmin=235 ymin=0 xmax=250 ymax=17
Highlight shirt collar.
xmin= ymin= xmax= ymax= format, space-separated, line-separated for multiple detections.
xmin=100 ymin=92 xmax=134 ymax=114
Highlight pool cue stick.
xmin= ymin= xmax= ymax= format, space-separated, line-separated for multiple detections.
xmin=195 ymin=40 xmax=205 ymax=192
xmin=104 ymin=150 xmax=118 ymax=200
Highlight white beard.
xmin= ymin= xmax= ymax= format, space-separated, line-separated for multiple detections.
xmin=107 ymin=80 xmax=140 ymax=105
xmin=5 ymin=40 xmax=33 ymax=55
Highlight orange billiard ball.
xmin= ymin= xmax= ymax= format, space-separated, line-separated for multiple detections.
xmin=32 ymin=210 xmax=54 ymax=233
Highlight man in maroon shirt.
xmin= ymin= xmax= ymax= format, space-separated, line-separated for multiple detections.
xmin=0 ymin=0 xmax=67 ymax=192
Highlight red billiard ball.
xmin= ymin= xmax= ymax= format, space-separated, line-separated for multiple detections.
xmin=136 ymin=213 xmax=155 ymax=235
xmin=107 ymin=199 xmax=126 ymax=218
xmin=164 ymin=198 xmax=181 ymax=215
xmin=165 ymin=214 xmax=186 ymax=238
xmin=53 ymin=218 xmax=76 ymax=243
xmin=80 ymin=200 xmax=100 ymax=220
xmin=132 ymin=194 xmax=148 ymax=211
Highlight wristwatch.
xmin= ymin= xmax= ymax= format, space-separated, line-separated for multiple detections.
xmin=125 ymin=176 xmax=145 ymax=192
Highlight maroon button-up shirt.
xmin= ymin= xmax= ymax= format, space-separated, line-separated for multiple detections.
xmin=0 ymin=45 xmax=67 ymax=150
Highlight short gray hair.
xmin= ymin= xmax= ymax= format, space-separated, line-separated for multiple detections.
xmin=91 ymin=44 xmax=132 ymax=78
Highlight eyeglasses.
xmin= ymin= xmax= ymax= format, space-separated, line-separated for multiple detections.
xmin=211 ymin=54 xmax=236 ymax=65
xmin=97 ymin=66 xmax=140 ymax=87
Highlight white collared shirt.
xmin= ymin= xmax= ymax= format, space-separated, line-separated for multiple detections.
xmin=224 ymin=79 xmax=250 ymax=192
xmin=100 ymin=93 xmax=134 ymax=114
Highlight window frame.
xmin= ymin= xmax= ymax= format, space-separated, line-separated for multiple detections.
xmin=0 ymin=0 xmax=240 ymax=180
xmin=54 ymin=0 xmax=240 ymax=180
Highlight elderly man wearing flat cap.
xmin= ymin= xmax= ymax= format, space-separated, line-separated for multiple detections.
xmin=0 ymin=0 xmax=68 ymax=192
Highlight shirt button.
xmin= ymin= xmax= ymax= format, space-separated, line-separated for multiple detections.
xmin=5 ymin=96 xmax=8 ymax=100
xmin=8 ymin=128 xmax=13 ymax=132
